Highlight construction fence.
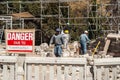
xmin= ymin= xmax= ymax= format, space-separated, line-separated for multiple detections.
xmin=0 ymin=56 xmax=120 ymax=80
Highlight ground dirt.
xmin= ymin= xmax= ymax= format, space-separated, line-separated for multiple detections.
xmin=88 ymin=37 xmax=120 ymax=57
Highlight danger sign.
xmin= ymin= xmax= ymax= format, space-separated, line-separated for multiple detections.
xmin=5 ymin=29 xmax=35 ymax=53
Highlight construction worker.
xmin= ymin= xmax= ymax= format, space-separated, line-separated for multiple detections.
xmin=49 ymin=28 xmax=64 ymax=57
xmin=80 ymin=30 xmax=90 ymax=54
xmin=62 ymin=29 xmax=70 ymax=49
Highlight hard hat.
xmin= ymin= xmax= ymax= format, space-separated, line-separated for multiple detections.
xmin=84 ymin=30 xmax=88 ymax=34
xmin=67 ymin=22 xmax=70 ymax=25
xmin=56 ymin=28 xmax=61 ymax=32
xmin=64 ymin=30 xmax=69 ymax=34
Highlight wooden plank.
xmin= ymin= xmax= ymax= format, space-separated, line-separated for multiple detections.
xmin=0 ymin=56 xmax=89 ymax=80
xmin=39 ymin=65 xmax=43 ymax=80
xmin=104 ymin=67 xmax=109 ymax=80
xmin=57 ymin=66 xmax=62 ymax=80
xmin=49 ymin=65 xmax=54 ymax=80
xmin=27 ymin=64 xmax=32 ymax=80
xmin=96 ymin=67 xmax=102 ymax=80
xmin=34 ymin=65 xmax=39 ymax=80
xmin=61 ymin=65 xmax=64 ymax=80
xmin=9 ymin=64 xmax=15 ymax=80
xmin=72 ymin=66 xmax=76 ymax=80
xmin=24 ymin=62 xmax=27 ymax=80
xmin=25 ymin=57 xmax=87 ymax=65
xmin=46 ymin=65 xmax=49 ymax=80
xmin=3 ymin=64 xmax=8 ymax=80
xmin=107 ymin=33 xmax=120 ymax=39
xmin=103 ymin=39 xmax=111 ymax=55
xmin=32 ymin=65 xmax=35 ymax=80
xmin=0 ymin=56 xmax=17 ymax=63
xmin=112 ymin=67 xmax=117 ymax=80
xmin=79 ymin=66 xmax=84 ymax=80
xmin=15 ymin=61 xmax=18 ymax=80
xmin=42 ymin=65 xmax=46 ymax=80
xmin=64 ymin=65 xmax=69 ymax=80
xmin=94 ymin=58 xmax=120 ymax=65
xmin=84 ymin=64 xmax=87 ymax=80
xmin=93 ymin=66 xmax=97 ymax=80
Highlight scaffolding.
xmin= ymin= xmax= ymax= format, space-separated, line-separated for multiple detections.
xmin=0 ymin=0 xmax=120 ymax=42
xmin=0 ymin=16 xmax=12 ymax=43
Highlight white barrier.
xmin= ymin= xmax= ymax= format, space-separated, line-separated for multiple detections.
xmin=0 ymin=56 xmax=17 ymax=80
xmin=0 ymin=56 xmax=120 ymax=80
xmin=25 ymin=57 xmax=87 ymax=80
xmin=94 ymin=58 xmax=120 ymax=80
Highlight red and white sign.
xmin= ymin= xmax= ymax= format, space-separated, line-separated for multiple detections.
xmin=5 ymin=29 xmax=35 ymax=53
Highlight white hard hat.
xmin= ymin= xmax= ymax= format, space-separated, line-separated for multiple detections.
xmin=84 ymin=30 xmax=88 ymax=34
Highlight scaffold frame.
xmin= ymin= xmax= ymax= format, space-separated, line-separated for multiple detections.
xmin=0 ymin=0 xmax=120 ymax=42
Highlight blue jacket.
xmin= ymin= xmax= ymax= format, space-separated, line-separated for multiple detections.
xmin=80 ymin=34 xmax=90 ymax=43
xmin=50 ymin=34 xmax=64 ymax=45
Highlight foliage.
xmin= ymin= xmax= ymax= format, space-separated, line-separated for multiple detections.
xmin=0 ymin=0 xmax=117 ymax=44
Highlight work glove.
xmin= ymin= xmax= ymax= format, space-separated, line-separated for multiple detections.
xmin=90 ymin=40 xmax=96 ymax=44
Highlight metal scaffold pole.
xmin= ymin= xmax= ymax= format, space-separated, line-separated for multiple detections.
xmin=0 ymin=0 xmax=120 ymax=41
xmin=40 ymin=0 xmax=43 ymax=43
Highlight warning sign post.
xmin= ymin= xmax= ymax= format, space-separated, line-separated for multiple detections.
xmin=5 ymin=29 xmax=35 ymax=53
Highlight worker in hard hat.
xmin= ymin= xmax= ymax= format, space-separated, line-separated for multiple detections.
xmin=64 ymin=30 xmax=69 ymax=34
xmin=49 ymin=28 xmax=64 ymax=57
xmin=62 ymin=29 xmax=70 ymax=49
xmin=80 ymin=30 xmax=90 ymax=54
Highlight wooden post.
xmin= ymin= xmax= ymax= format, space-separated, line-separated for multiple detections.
xmin=16 ymin=54 xmax=25 ymax=80
xmin=103 ymin=39 xmax=111 ymax=55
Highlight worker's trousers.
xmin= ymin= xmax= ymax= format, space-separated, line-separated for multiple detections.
xmin=54 ymin=44 xmax=62 ymax=57
xmin=80 ymin=42 xmax=87 ymax=54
